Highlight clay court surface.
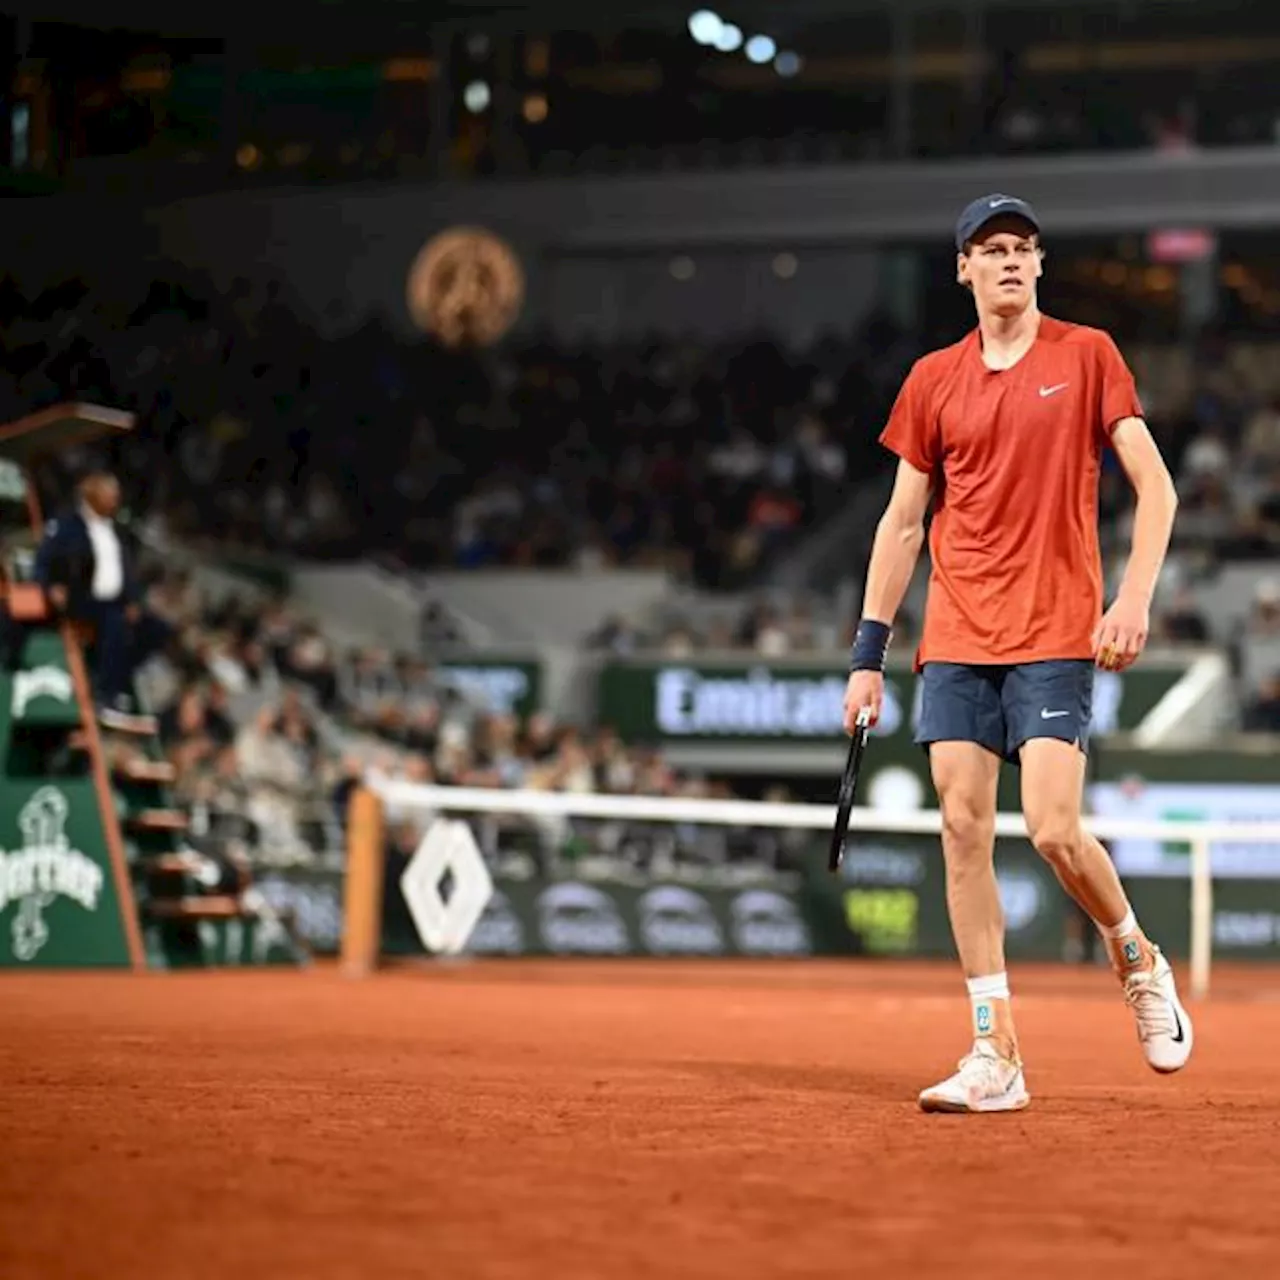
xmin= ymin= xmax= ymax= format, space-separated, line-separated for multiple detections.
xmin=4 ymin=960 xmax=1280 ymax=1280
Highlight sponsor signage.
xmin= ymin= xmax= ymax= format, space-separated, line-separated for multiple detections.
xmin=832 ymin=838 xmax=1067 ymax=959
xmin=7 ymin=633 xmax=79 ymax=728
xmin=1124 ymin=876 xmax=1280 ymax=960
xmin=383 ymin=869 xmax=817 ymax=959
xmin=0 ymin=781 xmax=131 ymax=967
xmin=1089 ymin=782 xmax=1280 ymax=879
xmin=255 ymin=869 xmax=346 ymax=954
xmin=401 ymin=819 xmax=494 ymax=955
xmin=597 ymin=659 xmax=1173 ymax=747
xmin=435 ymin=660 xmax=541 ymax=719
xmin=11 ymin=666 xmax=76 ymax=723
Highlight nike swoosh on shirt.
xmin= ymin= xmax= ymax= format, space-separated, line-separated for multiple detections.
xmin=1039 ymin=383 xmax=1069 ymax=398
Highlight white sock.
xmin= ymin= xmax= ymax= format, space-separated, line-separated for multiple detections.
xmin=1096 ymin=907 xmax=1137 ymax=940
xmin=966 ymin=972 xmax=1010 ymax=1039
xmin=1095 ymin=907 xmax=1150 ymax=967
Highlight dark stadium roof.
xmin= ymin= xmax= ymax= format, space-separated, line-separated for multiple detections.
xmin=9 ymin=0 xmax=1217 ymax=39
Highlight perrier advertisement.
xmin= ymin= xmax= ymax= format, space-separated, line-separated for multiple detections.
xmin=0 ymin=628 xmax=135 ymax=968
xmin=0 ymin=780 xmax=133 ymax=967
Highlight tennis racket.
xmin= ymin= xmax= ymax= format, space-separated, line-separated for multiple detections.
xmin=828 ymin=705 xmax=872 ymax=874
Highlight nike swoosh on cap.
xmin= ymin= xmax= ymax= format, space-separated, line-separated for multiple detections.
xmin=1040 ymin=709 xmax=1070 ymax=719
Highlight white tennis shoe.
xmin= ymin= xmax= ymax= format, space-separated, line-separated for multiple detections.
xmin=918 ymin=1039 xmax=1031 ymax=1114
xmin=1123 ymin=945 xmax=1193 ymax=1074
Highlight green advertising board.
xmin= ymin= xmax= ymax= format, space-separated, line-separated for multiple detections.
xmin=0 ymin=620 xmax=308 ymax=970
xmin=826 ymin=835 xmax=1070 ymax=960
xmin=382 ymin=867 xmax=844 ymax=959
xmin=598 ymin=658 xmax=1184 ymax=746
xmin=1088 ymin=739 xmax=1280 ymax=960
xmin=254 ymin=866 xmax=346 ymax=955
xmin=8 ymin=632 xmax=79 ymax=729
xmin=0 ymin=626 xmax=136 ymax=968
xmin=370 ymin=809 xmax=1075 ymax=964
xmin=1122 ymin=877 xmax=1280 ymax=962
xmin=435 ymin=657 xmax=542 ymax=719
xmin=142 ymin=910 xmax=304 ymax=968
xmin=596 ymin=655 xmax=1189 ymax=804
xmin=0 ymin=778 xmax=135 ymax=967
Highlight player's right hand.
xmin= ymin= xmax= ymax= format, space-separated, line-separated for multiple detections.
xmin=843 ymin=670 xmax=883 ymax=734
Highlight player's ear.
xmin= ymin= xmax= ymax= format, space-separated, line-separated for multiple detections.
xmin=956 ymin=250 xmax=969 ymax=288
xmin=1034 ymin=244 xmax=1045 ymax=280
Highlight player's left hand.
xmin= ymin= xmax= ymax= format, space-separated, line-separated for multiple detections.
xmin=1092 ymin=593 xmax=1149 ymax=671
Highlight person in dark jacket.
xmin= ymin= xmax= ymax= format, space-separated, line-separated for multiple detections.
xmin=34 ymin=469 xmax=167 ymax=728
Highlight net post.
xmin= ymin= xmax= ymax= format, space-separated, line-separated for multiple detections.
xmin=1189 ymin=833 xmax=1213 ymax=1001
xmin=341 ymin=786 xmax=386 ymax=977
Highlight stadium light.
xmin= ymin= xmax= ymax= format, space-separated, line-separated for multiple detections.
xmin=745 ymin=35 xmax=777 ymax=64
xmin=688 ymin=11 xmax=723 ymax=45
xmin=463 ymin=80 xmax=491 ymax=113
xmin=715 ymin=22 xmax=744 ymax=52
xmin=774 ymin=50 xmax=803 ymax=77
xmin=772 ymin=252 xmax=798 ymax=279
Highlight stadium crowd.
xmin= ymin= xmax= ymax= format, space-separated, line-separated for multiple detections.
xmin=1 ymin=270 xmax=876 ymax=590
xmin=128 ymin=560 xmax=775 ymax=874
xmin=120 ymin=552 xmax=1280 ymax=886
xmin=10 ymin=267 xmax=1280 ymax=578
xmin=6 ymin=259 xmax=1280 ymax=801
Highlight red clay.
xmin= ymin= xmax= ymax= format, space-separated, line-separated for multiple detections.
xmin=2 ymin=959 xmax=1279 ymax=1280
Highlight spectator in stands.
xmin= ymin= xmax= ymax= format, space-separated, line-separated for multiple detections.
xmin=1153 ymin=585 xmax=1211 ymax=644
xmin=203 ymin=680 xmax=237 ymax=746
xmin=236 ymin=705 xmax=306 ymax=792
xmin=1242 ymin=672 xmax=1280 ymax=732
xmin=522 ymin=711 xmax=560 ymax=765
xmin=1174 ymin=474 xmax=1236 ymax=552
xmin=158 ymin=691 xmax=221 ymax=778
xmin=703 ymin=616 xmax=736 ymax=649
xmin=584 ymin=613 xmax=642 ymax=654
xmin=751 ymin=605 xmax=792 ymax=656
xmin=591 ymin=725 xmax=637 ymax=793
xmin=1251 ymin=464 xmax=1280 ymax=541
xmin=280 ymin=625 xmax=339 ymax=707
xmin=735 ymin=599 xmax=789 ymax=653
xmin=34 ymin=467 xmax=167 ymax=728
xmin=1241 ymin=397 xmax=1280 ymax=470
xmin=1247 ymin=579 xmax=1280 ymax=637
xmin=330 ymin=753 xmax=367 ymax=825
xmin=473 ymin=713 xmax=527 ymax=788
xmin=159 ymin=686 xmax=216 ymax=757
xmin=659 ymin=623 xmax=697 ymax=657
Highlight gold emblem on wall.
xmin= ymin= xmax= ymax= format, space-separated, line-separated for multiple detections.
xmin=406 ymin=227 xmax=525 ymax=348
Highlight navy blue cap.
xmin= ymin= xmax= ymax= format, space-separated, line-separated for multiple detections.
xmin=954 ymin=194 xmax=1041 ymax=250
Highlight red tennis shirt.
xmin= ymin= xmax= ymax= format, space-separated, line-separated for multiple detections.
xmin=879 ymin=313 xmax=1144 ymax=669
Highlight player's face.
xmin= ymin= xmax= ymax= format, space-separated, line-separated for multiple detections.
xmin=957 ymin=222 xmax=1044 ymax=317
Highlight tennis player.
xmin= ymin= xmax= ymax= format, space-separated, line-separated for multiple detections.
xmin=842 ymin=194 xmax=1191 ymax=1113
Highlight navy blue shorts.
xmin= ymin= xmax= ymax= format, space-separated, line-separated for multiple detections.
xmin=914 ymin=660 xmax=1094 ymax=765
